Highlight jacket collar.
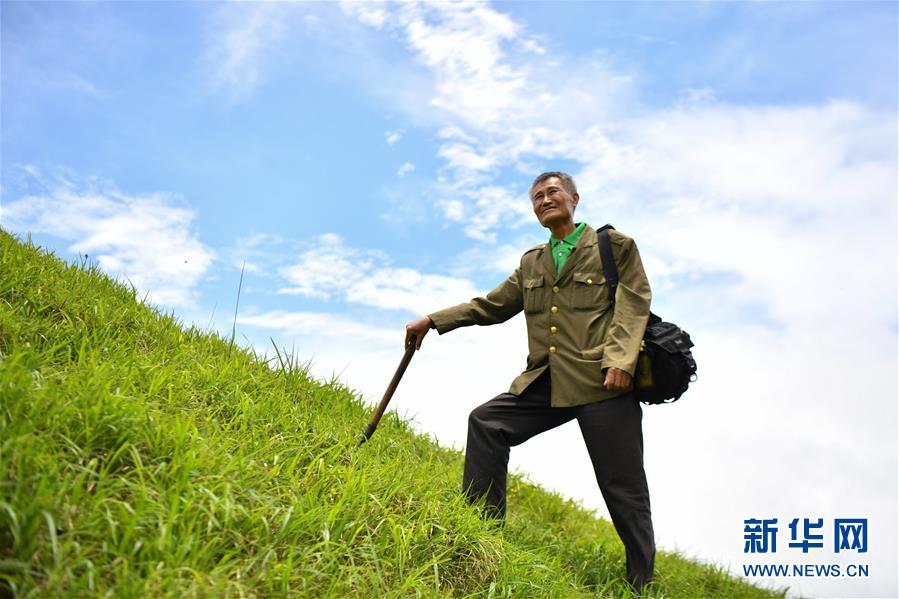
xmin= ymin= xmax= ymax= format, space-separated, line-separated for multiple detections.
xmin=539 ymin=223 xmax=598 ymax=284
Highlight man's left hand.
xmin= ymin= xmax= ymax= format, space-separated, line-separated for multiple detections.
xmin=603 ymin=367 xmax=632 ymax=391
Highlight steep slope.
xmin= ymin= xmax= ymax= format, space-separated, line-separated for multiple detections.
xmin=0 ymin=229 xmax=786 ymax=597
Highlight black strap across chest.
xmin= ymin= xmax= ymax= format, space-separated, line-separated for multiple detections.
xmin=596 ymin=224 xmax=618 ymax=309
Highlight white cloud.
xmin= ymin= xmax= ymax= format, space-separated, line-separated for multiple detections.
xmin=434 ymin=184 xmax=533 ymax=243
xmin=385 ymin=130 xmax=402 ymax=145
xmin=224 ymin=232 xmax=288 ymax=275
xmin=346 ymin=267 xmax=480 ymax=315
xmin=448 ymin=238 xmax=539 ymax=278
xmin=277 ymin=233 xmax=482 ymax=315
xmin=676 ymin=86 xmax=718 ymax=107
xmin=397 ymin=161 xmax=415 ymax=177
xmin=437 ymin=142 xmax=495 ymax=173
xmin=439 ymin=199 xmax=465 ymax=222
xmin=570 ymin=100 xmax=897 ymax=328
xmin=239 ymin=309 xmax=397 ymax=344
xmin=2 ymin=167 xmax=215 ymax=308
xmin=341 ymin=1 xmax=389 ymax=30
xmin=203 ymin=3 xmax=293 ymax=100
xmin=342 ymin=2 xmax=638 ymax=240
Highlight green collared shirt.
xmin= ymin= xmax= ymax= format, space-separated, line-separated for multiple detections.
xmin=549 ymin=222 xmax=586 ymax=272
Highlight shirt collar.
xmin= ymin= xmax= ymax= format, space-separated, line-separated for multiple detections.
xmin=550 ymin=221 xmax=586 ymax=248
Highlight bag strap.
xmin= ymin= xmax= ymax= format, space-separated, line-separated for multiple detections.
xmin=596 ymin=224 xmax=618 ymax=309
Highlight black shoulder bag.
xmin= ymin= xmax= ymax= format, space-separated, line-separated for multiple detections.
xmin=597 ymin=224 xmax=697 ymax=404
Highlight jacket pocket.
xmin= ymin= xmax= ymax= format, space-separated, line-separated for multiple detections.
xmin=571 ymin=271 xmax=607 ymax=311
xmin=523 ymin=275 xmax=545 ymax=313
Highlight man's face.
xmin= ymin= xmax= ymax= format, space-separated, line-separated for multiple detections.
xmin=531 ymin=176 xmax=579 ymax=228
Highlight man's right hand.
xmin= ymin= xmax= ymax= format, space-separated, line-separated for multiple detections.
xmin=405 ymin=316 xmax=434 ymax=350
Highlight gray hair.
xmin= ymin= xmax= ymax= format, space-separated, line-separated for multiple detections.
xmin=529 ymin=171 xmax=578 ymax=199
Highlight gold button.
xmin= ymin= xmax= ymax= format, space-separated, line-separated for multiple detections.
xmin=550 ymin=326 xmax=557 ymax=334
xmin=586 ymin=278 xmax=593 ymax=285
xmin=552 ymin=286 xmax=560 ymax=293
xmin=549 ymin=346 xmax=557 ymax=353
xmin=550 ymin=305 xmax=559 ymax=313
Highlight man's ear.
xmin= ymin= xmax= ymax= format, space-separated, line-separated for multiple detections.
xmin=572 ymin=192 xmax=579 ymax=209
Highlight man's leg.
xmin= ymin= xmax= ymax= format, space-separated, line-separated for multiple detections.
xmin=463 ymin=369 xmax=575 ymax=519
xmin=576 ymin=392 xmax=655 ymax=590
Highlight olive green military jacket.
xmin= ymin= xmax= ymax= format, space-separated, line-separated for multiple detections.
xmin=427 ymin=224 xmax=651 ymax=408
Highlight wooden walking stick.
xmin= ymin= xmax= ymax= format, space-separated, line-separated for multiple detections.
xmin=358 ymin=334 xmax=417 ymax=446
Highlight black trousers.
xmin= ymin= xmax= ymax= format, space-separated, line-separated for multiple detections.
xmin=462 ymin=368 xmax=655 ymax=589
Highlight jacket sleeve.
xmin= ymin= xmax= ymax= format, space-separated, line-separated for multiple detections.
xmin=600 ymin=236 xmax=651 ymax=376
xmin=427 ymin=267 xmax=524 ymax=335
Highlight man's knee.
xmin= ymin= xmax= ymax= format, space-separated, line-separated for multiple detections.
xmin=467 ymin=399 xmax=512 ymax=452
xmin=468 ymin=403 xmax=492 ymax=428
xmin=469 ymin=393 xmax=511 ymax=430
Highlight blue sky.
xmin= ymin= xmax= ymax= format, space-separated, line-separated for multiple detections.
xmin=3 ymin=2 xmax=897 ymax=596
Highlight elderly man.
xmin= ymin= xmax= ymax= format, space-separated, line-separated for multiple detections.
xmin=404 ymin=171 xmax=655 ymax=591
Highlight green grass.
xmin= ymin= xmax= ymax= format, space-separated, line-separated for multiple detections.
xmin=0 ymin=228 xmax=790 ymax=598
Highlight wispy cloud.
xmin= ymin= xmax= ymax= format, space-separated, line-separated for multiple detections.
xmin=224 ymin=232 xmax=288 ymax=275
xmin=2 ymin=167 xmax=215 ymax=308
xmin=203 ymin=3 xmax=293 ymax=101
xmin=344 ymin=2 xmax=389 ymax=30
xmin=239 ymin=309 xmax=396 ymax=344
xmin=277 ymin=233 xmax=481 ymax=314
xmin=397 ymin=161 xmax=415 ymax=177
xmin=342 ymin=2 xmax=636 ymax=239
xmin=385 ymin=130 xmax=402 ymax=145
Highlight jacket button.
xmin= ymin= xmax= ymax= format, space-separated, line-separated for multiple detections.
xmin=552 ymin=286 xmax=560 ymax=293
xmin=550 ymin=305 xmax=559 ymax=313
xmin=586 ymin=278 xmax=593 ymax=285
xmin=549 ymin=346 xmax=557 ymax=353
xmin=550 ymin=326 xmax=557 ymax=334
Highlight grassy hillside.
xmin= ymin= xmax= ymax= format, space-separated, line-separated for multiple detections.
xmin=0 ymin=229 xmax=787 ymax=598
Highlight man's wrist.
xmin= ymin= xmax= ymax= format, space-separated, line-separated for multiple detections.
xmin=601 ymin=360 xmax=636 ymax=378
